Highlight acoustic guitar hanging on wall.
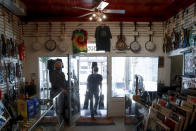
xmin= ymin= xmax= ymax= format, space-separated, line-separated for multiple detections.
xmin=145 ymin=22 xmax=156 ymax=52
xmin=116 ymin=22 xmax=127 ymax=50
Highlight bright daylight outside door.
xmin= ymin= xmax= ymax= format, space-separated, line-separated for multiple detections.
xmin=79 ymin=57 xmax=107 ymax=118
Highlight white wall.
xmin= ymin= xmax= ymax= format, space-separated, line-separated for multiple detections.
xmin=23 ymin=22 xmax=170 ymax=117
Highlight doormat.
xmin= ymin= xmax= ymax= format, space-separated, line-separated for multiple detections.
xmin=75 ymin=117 xmax=115 ymax=126
xmin=124 ymin=117 xmax=140 ymax=125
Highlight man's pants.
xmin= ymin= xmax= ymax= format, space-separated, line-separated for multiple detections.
xmin=89 ymin=91 xmax=99 ymax=116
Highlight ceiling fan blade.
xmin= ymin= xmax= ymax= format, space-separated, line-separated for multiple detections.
xmin=97 ymin=1 xmax=109 ymax=10
xmin=103 ymin=9 xmax=125 ymax=14
xmin=78 ymin=12 xmax=93 ymax=18
xmin=72 ymin=6 xmax=94 ymax=11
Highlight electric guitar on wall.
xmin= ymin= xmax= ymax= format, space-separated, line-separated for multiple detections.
xmin=189 ymin=3 xmax=196 ymax=47
xmin=116 ymin=22 xmax=127 ymax=50
xmin=163 ymin=34 xmax=172 ymax=53
xmin=1 ymin=34 xmax=6 ymax=57
xmin=179 ymin=28 xmax=189 ymax=48
xmin=171 ymin=28 xmax=179 ymax=50
xmin=163 ymin=21 xmax=172 ymax=53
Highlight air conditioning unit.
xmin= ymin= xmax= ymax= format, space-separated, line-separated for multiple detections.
xmin=0 ymin=0 xmax=26 ymax=16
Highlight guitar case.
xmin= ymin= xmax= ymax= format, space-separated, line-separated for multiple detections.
xmin=99 ymin=92 xmax=104 ymax=109
xmin=83 ymin=91 xmax=90 ymax=109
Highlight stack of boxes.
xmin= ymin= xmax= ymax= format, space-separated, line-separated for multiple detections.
xmin=17 ymin=96 xmax=40 ymax=120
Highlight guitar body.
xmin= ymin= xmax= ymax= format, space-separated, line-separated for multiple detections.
xmin=167 ymin=37 xmax=172 ymax=52
xmin=178 ymin=30 xmax=183 ymax=48
xmin=1 ymin=34 xmax=6 ymax=57
xmin=182 ymin=39 xmax=187 ymax=48
xmin=171 ymin=30 xmax=179 ymax=49
xmin=180 ymin=29 xmax=189 ymax=48
xmin=10 ymin=38 xmax=15 ymax=57
xmin=116 ymin=22 xmax=127 ymax=50
xmin=116 ymin=35 xmax=127 ymax=50
xmin=178 ymin=40 xmax=182 ymax=48
xmin=6 ymin=39 xmax=10 ymax=57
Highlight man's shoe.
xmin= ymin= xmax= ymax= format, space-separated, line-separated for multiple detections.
xmin=94 ymin=110 xmax=97 ymax=115
xmin=91 ymin=114 xmax=95 ymax=120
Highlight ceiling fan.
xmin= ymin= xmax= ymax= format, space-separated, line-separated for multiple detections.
xmin=72 ymin=0 xmax=125 ymax=21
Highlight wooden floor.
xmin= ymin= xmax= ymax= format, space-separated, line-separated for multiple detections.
xmin=63 ymin=117 xmax=136 ymax=131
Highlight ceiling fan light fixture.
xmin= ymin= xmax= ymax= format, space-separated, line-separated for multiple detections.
xmin=93 ymin=13 xmax=96 ymax=17
xmin=98 ymin=17 xmax=102 ymax=22
xmin=89 ymin=17 xmax=93 ymax=20
xmin=102 ymin=14 xmax=106 ymax=19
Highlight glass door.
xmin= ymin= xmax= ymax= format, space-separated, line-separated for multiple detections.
xmin=79 ymin=56 xmax=107 ymax=118
xmin=67 ymin=55 xmax=80 ymax=125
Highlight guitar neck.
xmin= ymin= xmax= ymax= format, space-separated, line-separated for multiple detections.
xmin=149 ymin=22 xmax=152 ymax=41
xmin=120 ymin=22 xmax=123 ymax=38
xmin=194 ymin=3 xmax=196 ymax=16
xmin=134 ymin=22 xmax=137 ymax=31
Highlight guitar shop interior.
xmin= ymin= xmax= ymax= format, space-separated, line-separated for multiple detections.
xmin=0 ymin=0 xmax=196 ymax=131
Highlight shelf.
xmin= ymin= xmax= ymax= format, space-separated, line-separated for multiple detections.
xmin=20 ymin=103 xmax=54 ymax=131
xmin=19 ymin=92 xmax=63 ymax=131
xmin=168 ymin=46 xmax=196 ymax=57
xmin=1 ymin=57 xmax=22 ymax=63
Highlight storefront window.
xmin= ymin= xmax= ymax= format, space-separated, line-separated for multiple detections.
xmin=112 ymin=57 xmax=158 ymax=97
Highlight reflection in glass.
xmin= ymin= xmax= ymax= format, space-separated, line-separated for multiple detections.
xmin=112 ymin=57 xmax=158 ymax=97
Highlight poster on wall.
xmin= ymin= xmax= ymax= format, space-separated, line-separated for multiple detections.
xmin=184 ymin=51 xmax=195 ymax=76
xmin=0 ymin=100 xmax=11 ymax=129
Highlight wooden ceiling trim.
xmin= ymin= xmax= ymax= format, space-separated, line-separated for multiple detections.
xmin=20 ymin=0 xmax=196 ymax=22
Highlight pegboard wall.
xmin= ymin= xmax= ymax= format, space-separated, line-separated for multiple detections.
xmin=166 ymin=2 xmax=196 ymax=34
xmin=0 ymin=6 xmax=22 ymax=43
xmin=0 ymin=6 xmax=23 ymax=95
xmin=23 ymin=22 xmax=164 ymax=39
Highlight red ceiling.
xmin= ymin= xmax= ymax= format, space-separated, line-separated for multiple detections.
xmin=21 ymin=0 xmax=196 ymax=22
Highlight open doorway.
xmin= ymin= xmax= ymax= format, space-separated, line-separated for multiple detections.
xmin=79 ymin=56 xmax=107 ymax=118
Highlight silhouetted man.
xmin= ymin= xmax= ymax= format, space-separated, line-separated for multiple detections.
xmin=87 ymin=66 xmax=102 ymax=119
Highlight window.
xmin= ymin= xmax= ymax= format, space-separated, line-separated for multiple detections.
xmin=112 ymin=57 xmax=158 ymax=97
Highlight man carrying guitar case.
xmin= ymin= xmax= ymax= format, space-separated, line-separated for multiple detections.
xmin=83 ymin=62 xmax=98 ymax=110
xmin=87 ymin=63 xmax=103 ymax=119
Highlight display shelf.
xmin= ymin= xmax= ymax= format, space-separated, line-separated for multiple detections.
xmin=1 ymin=57 xmax=22 ymax=63
xmin=125 ymin=94 xmax=149 ymax=130
xmin=19 ymin=91 xmax=63 ymax=131
xmin=168 ymin=46 xmax=196 ymax=57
